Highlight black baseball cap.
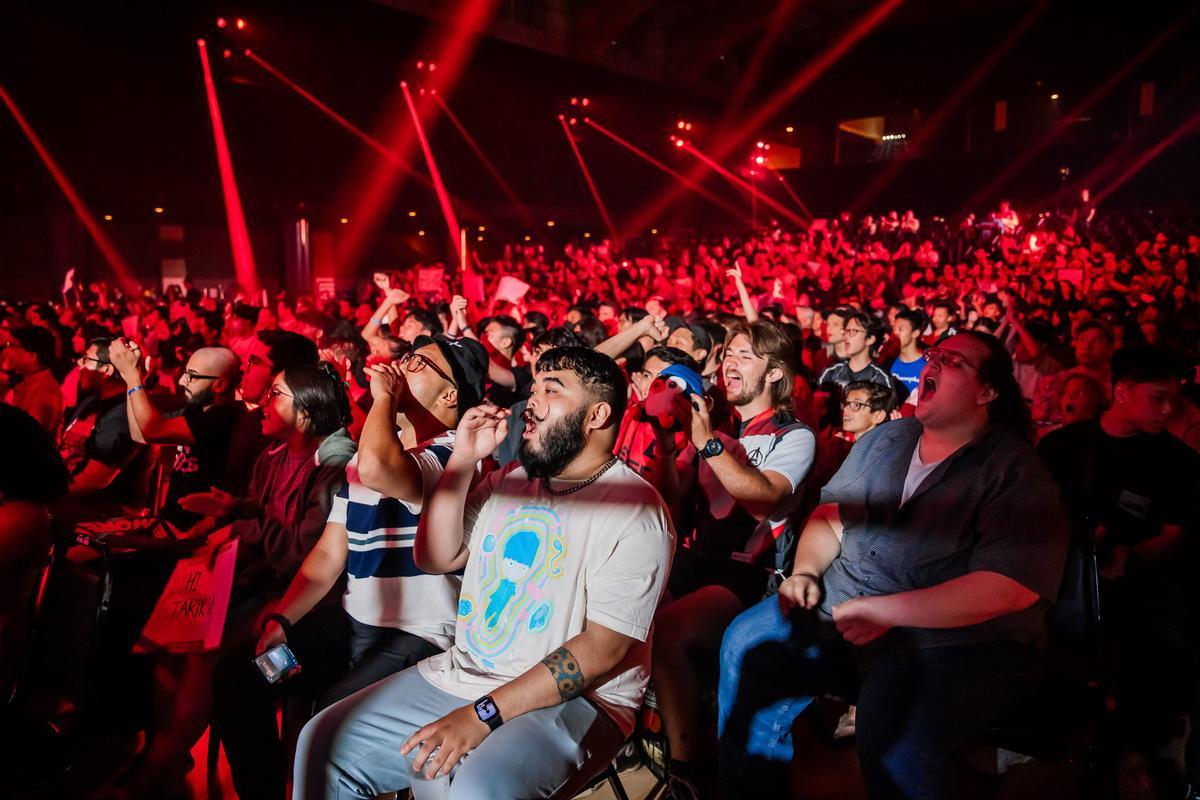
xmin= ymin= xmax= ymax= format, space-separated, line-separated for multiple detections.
xmin=664 ymin=316 xmax=714 ymax=357
xmin=412 ymin=334 xmax=489 ymax=419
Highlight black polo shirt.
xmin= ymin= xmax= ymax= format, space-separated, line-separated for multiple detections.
xmin=818 ymin=417 xmax=1069 ymax=654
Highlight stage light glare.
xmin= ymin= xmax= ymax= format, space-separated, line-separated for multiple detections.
xmin=477 ymin=225 xmax=485 ymax=231
xmin=216 ymin=17 xmax=227 ymax=28
xmin=223 ymin=49 xmax=232 ymax=59
xmin=675 ymin=139 xmax=685 ymax=148
xmin=476 ymin=235 xmax=483 ymax=241
xmin=244 ymin=48 xmax=251 ymax=56
xmin=235 ymin=18 xmax=246 ymax=30
xmin=569 ymin=117 xmax=578 ymax=126
xmin=570 ymin=97 xmax=579 ymax=105
xmin=581 ymin=98 xmax=590 ymax=107
xmin=1050 ymin=93 xmax=1060 ymax=100
xmin=197 ymin=38 xmax=207 ymax=47
xmin=417 ymin=60 xmax=425 ymax=69
xmin=524 ymin=234 xmax=532 ymax=241
xmin=583 ymin=232 xmax=591 ymax=238
xmin=786 ymin=125 xmax=794 ymax=133
xmin=154 ymin=207 xmax=164 ymax=214
xmin=546 ymin=220 xmax=555 ymax=227
xmin=408 ymin=210 xmax=417 ymax=217
xmin=755 ymin=155 xmax=765 ymax=164
xmin=340 ymin=217 xmax=349 ymax=224
xmin=677 ymin=120 xmax=686 ymax=129
xmin=104 ymin=214 xmax=113 ymax=221
xmin=650 ymin=228 xmax=658 ymax=235
xmin=428 ymin=62 xmax=436 ymax=71
xmin=418 ymin=230 xmax=426 ymax=236
xmin=684 ymin=123 xmax=692 ymax=131
xmin=558 ymin=113 xmax=566 ymax=120
xmin=756 ymin=141 xmax=764 ymax=148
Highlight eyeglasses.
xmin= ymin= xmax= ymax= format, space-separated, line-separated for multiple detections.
xmin=922 ymin=347 xmax=978 ymax=372
xmin=843 ymin=327 xmax=868 ymax=337
xmin=842 ymin=400 xmax=872 ymax=412
xmin=398 ymin=351 xmax=456 ymax=387
xmin=78 ymin=355 xmax=111 ymax=369
xmin=262 ymin=385 xmax=293 ymax=403
xmin=181 ymin=369 xmax=221 ymax=384
xmin=246 ymin=353 xmax=274 ymax=370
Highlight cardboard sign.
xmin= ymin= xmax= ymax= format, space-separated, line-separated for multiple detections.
xmin=418 ymin=267 xmax=444 ymax=294
xmin=495 ymin=275 xmax=531 ymax=304
xmin=135 ymin=535 xmax=238 ymax=654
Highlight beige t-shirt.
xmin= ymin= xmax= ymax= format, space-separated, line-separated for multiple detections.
xmin=418 ymin=461 xmax=675 ymax=735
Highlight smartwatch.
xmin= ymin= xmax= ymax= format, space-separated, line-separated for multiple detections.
xmin=473 ymin=695 xmax=504 ymax=731
xmin=699 ymin=437 xmax=725 ymax=459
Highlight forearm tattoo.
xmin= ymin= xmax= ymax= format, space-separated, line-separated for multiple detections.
xmin=541 ymin=646 xmax=585 ymax=701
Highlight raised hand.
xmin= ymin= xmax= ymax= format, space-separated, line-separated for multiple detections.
xmin=452 ymin=403 xmax=510 ymax=463
xmin=366 ymin=362 xmax=408 ymax=404
xmin=107 ymin=338 xmax=143 ymax=383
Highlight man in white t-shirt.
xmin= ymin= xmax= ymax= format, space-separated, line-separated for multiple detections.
xmin=294 ymin=346 xmax=674 ymax=799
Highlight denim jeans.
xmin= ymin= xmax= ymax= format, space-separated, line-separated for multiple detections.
xmin=718 ymin=596 xmax=1042 ymax=800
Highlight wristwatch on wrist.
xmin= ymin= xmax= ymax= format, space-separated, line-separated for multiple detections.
xmin=699 ymin=437 xmax=725 ymax=459
xmin=473 ymin=695 xmax=504 ymax=731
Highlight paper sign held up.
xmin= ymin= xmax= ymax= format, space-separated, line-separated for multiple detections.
xmin=495 ymin=275 xmax=530 ymax=304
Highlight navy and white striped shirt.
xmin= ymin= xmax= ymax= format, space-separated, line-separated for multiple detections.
xmin=327 ymin=431 xmax=460 ymax=650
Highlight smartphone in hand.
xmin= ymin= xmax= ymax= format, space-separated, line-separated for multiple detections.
xmin=255 ymin=643 xmax=301 ymax=684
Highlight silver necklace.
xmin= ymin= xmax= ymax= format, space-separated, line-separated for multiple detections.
xmin=541 ymin=455 xmax=619 ymax=496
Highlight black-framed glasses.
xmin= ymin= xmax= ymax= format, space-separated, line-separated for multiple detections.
xmin=182 ymin=369 xmax=221 ymax=384
xmin=842 ymin=400 xmax=871 ymax=412
xmin=922 ymin=347 xmax=978 ymax=372
xmin=78 ymin=355 xmax=111 ymax=369
xmin=262 ymin=385 xmax=293 ymax=403
xmin=398 ymin=351 xmax=456 ymax=387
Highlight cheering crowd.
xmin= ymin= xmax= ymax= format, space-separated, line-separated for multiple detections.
xmin=2 ymin=202 xmax=1199 ymax=800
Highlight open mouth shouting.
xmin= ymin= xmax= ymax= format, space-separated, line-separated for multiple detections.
xmin=921 ymin=375 xmax=938 ymax=401
xmin=522 ymin=409 xmax=548 ymax=439
xmin=724 ymin=370 xmax=743 ymax=395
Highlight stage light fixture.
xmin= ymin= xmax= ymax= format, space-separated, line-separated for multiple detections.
xmin=154 ymin=206 xmax=164 ymax=214
xmin=674 ymin=138 xmax=685 ymax=148
xmin=428 ymin=62 xmax=436 ymax=72
xmin=755 ymin=155 xmax=765 ymax=164
xmin=223 ymin=49 xmax=232 ymax=59
xmin=235 ymin=18 xmax=246 ymax=30
xmin=216 ymin=17 xmax=227 ymax=28
xmin=340 ymin=217 xmax=349 ymax=224
xmin=476 ymin=235 xmax=483 ymax=241
xmin=650 ymin=228 xmax=658 ymax=235
xmin=570 ymin=97 xmax=579 ymax=106
xmin=786 ymin=126 xmax=794 ymax=133
xmin=581 ymin=97 xmax=590 ymax=107
xmin=546 ymin=220 xmax=555 ymax=227
xmin=408 ymin=210 xmax=417 ymax=217
xmin=524 ymin=234 xmax=532 ymax=241
xmin=677 ymin=120 xmax=685 ymax=129
xmin=477 ymin=225 xmax=485 ymax=231
xmin=583 ymin=232 xmax=591 ymax=238
xmin=418 ymin=229 xmax=426 ymax=236
xmin=197 ymin=38 xmax=206 ymax=47
xmin=1050 ymin=93 xmax=1060 ymax=100
xmin=104 ymin=214 xmax=113 ymax=221
xmin=417 ymin=61 xmax=425 ymax=69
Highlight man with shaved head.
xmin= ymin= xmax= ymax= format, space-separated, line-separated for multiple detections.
xmin=109 ymin=339 xmax=268 ymax=527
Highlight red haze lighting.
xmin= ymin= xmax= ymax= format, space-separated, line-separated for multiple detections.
xmin=216 ymin=17 xmax=227 ymax=28
xmin=558 ymin=114 xmax=617 ymax=241
xmin=235 ymin=18 xmax=246 ymax=30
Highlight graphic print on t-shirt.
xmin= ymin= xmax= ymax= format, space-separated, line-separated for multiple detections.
xmin=458 ymin=504 xmax=565 ymax=669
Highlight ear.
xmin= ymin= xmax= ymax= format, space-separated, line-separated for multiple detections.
xmin=439 ymin=385 xmax=459 ymax=414
xmin=764 ymin=366 xmax=784 ymax=386
xmin=977 ymin=384 xmax=998 ymax=406
xmin=870 ymin=410 xmax=887 ymax=426
xmin=586 ymin=400 xmax=613 ymax=432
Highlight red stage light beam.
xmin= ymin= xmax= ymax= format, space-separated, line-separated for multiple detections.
xmin=244 ymin=50 xmax=484 ymax=222
xmin=197 ymin=39 xmax=259 ymax=295
xmin=557 ymin=114 xmax=617 ymax=242
xmin=850 ymin=0 xmax=1047 ymax=213
xmin=432 ymin=93 xmax=532 ymax=226
xmin=771 ymin=170 xmax=813 ymax=219
xmin=401 ymin=81 xmax=462 ymax=263
xmin=0 ymin=83 xmax=138 ymax=293
xmin=721 ymin=0 xmax=799 ymax=122
xmin=1095 ymin=107 xmax=1200 ymax=204
xmin=681 ymin=142 xmax=806 ymax=227
xmin=624 ymin=0 xmax=902 ymax=238
xmin=961 ymin=7 xmax=1197 ymax=214
xmin=584 ymin=118 xmax=745 ymax=219
xmin=334 ymin=0 xmax=500 ymax=277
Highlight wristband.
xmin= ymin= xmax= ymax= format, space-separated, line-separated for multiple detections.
xmin=127 ymin=384 xmax=144 ymax=396
xmin=262 ymin=613 xmax=294 ymax=639
xmin=370 ymin=317 xmax=383 ymax=326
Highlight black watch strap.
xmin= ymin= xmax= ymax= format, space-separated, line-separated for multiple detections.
xmin=263 ymin=613 xmax=294 ymax=638
xmin=700 ymin=437 xmax=724 ymax=459
xmin=474 ymin=695 xmax=504 ymax=731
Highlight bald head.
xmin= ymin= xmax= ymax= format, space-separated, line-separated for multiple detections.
xmin=181 ymin=346 xmax=242 ymax=406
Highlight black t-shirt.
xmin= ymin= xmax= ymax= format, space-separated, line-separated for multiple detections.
xmin=1038 ymin=419 xmax=1199 ymax=547
xmin=164 ymin=401 xmax=267 ymax=526
xmin=60 ymin=393 xmax=149 ymax=515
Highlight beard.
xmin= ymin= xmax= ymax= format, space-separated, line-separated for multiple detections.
xmin=185 ymin=384 xmax=216 ymax=408
xmin=727 ymin=371 xmax=766 ymax=407
xmin=519 ymin=406 xmax=588 ymax=479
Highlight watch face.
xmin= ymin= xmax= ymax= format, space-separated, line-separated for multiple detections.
xmin=475 ymin=697 xmax=498 ymax=721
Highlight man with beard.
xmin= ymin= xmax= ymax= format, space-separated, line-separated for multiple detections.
xmin=651 ymin=320 xmax=815 ymax=800
xmin=1 ymin=324 xmax=64 ymax=434
xmin=60 ymin=337 xmax=150 ymax=518
xmin=108 ymin=339 xmax=259 ymax=528
xmin=293 ymin=346 xmax=674 ymax=800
